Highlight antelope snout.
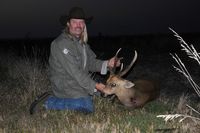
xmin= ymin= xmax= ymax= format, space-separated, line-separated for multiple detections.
xmin=102 ymin=87 xmax=115 ymax=95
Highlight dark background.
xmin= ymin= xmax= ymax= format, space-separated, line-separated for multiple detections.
xmin=1 ymin=0 xmax=200 ymax=56
xmin=0 ymin=0 xmax=200 ymax=39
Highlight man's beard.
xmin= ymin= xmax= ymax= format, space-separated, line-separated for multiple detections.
xmin=72 ymin=29 xmax=83 ymax=38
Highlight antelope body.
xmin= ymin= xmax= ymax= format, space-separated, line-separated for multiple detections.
xmin=103 ymin=49 xmax=159 ymax=108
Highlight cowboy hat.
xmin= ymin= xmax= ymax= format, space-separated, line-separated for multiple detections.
xmin=59 ymin=7 xmax=93 ymax=26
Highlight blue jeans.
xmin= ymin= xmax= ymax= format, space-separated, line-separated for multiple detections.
xmin=44 ymin=96 xmax=94 ymax=113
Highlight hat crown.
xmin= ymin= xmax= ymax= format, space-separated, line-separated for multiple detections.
xmin=59 ymin=7 xmax=93 ymax=26
xmin=69 ymin=7 xmax=85 ymax=19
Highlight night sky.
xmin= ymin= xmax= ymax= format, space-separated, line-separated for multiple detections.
xmin=1 ymin=0 xmax=200 ymax=39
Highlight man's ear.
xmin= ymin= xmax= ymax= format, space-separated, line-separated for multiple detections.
xmin=67 ymin=22 xmax=69 ymax=26
xmin=124 ymin=80 xmax=135 ymax=88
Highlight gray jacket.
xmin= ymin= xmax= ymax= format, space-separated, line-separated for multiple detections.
xmin=49 ymin=30 xmax=107 ymax=98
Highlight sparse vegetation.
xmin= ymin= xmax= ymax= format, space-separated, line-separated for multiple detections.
xmin=157 ymin=28 xmax=200 ymax=133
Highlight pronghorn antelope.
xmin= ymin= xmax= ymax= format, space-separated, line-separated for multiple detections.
xmin=102 ymin=48 xmax=159 ymax=108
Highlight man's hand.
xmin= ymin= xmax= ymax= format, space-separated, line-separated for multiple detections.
xmin=107 ymin=56 xmax=122 ymax=68
xmin=95 ymin=83 xmax=105 ymax=92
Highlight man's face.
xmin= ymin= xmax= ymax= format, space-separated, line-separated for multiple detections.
xmin=67 ymin=19 xmax=85 ymax=38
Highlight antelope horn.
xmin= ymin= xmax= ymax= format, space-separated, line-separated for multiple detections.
xmin=110 ymin=48 xmax=122 ymax=74
xmin=119 ymin=50 xmax=137 ymax=77
xmin=119 ymin=63 xmax=124 ymax=72
xmin=115 ymin=48 xmax=121 ymax=57
xmin=114 ymin=48 xmax=122 ymax=69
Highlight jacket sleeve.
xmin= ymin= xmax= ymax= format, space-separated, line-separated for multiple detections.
xmin=51 ymin=41 xmax=96 ymax=95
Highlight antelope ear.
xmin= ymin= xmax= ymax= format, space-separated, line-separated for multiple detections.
xmin=124 ymin=81 xmax=135 ymax=88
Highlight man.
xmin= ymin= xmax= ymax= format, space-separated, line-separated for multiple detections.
xmin=44 ymin=7 xmax=120 ymax=113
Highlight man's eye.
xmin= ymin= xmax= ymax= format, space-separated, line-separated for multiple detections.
xmin=110 ymin=83 xmax=116 ymax=88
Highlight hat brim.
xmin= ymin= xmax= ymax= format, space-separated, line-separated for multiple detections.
xmin=59 ymin=15 xmax=93 ymax=26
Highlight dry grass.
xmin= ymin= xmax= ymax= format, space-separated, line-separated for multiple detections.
xmin=0 ymin=35 xmax=200 ymax=132
xmin=0 ymin=52 xmax=168 ymax=133
xmin=157 ymin=28 xmax=200 ymax=133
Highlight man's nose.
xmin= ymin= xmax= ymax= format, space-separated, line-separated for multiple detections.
xmin=76 ymin=22 xmax=82 ymax=27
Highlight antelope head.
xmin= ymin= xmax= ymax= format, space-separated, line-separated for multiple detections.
xmin=103 ymin=48 xmax=138 ymax=96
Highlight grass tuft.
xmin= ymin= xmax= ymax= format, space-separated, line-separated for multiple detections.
xmin=157 ymin=28 xmax=200 ymax=133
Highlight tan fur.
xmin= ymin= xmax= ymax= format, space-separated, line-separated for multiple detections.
xmin=103 ymin=75 xmax=159 ymax=108
xmin=104 ymin=49 xmax=159 ymax=108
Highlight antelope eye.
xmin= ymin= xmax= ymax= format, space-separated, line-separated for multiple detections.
xmin=110 ymin=83 xmax=116 ymax=88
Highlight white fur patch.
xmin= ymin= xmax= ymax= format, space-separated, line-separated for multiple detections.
xmin=124 ymin=81 xmax=135 ymax=88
